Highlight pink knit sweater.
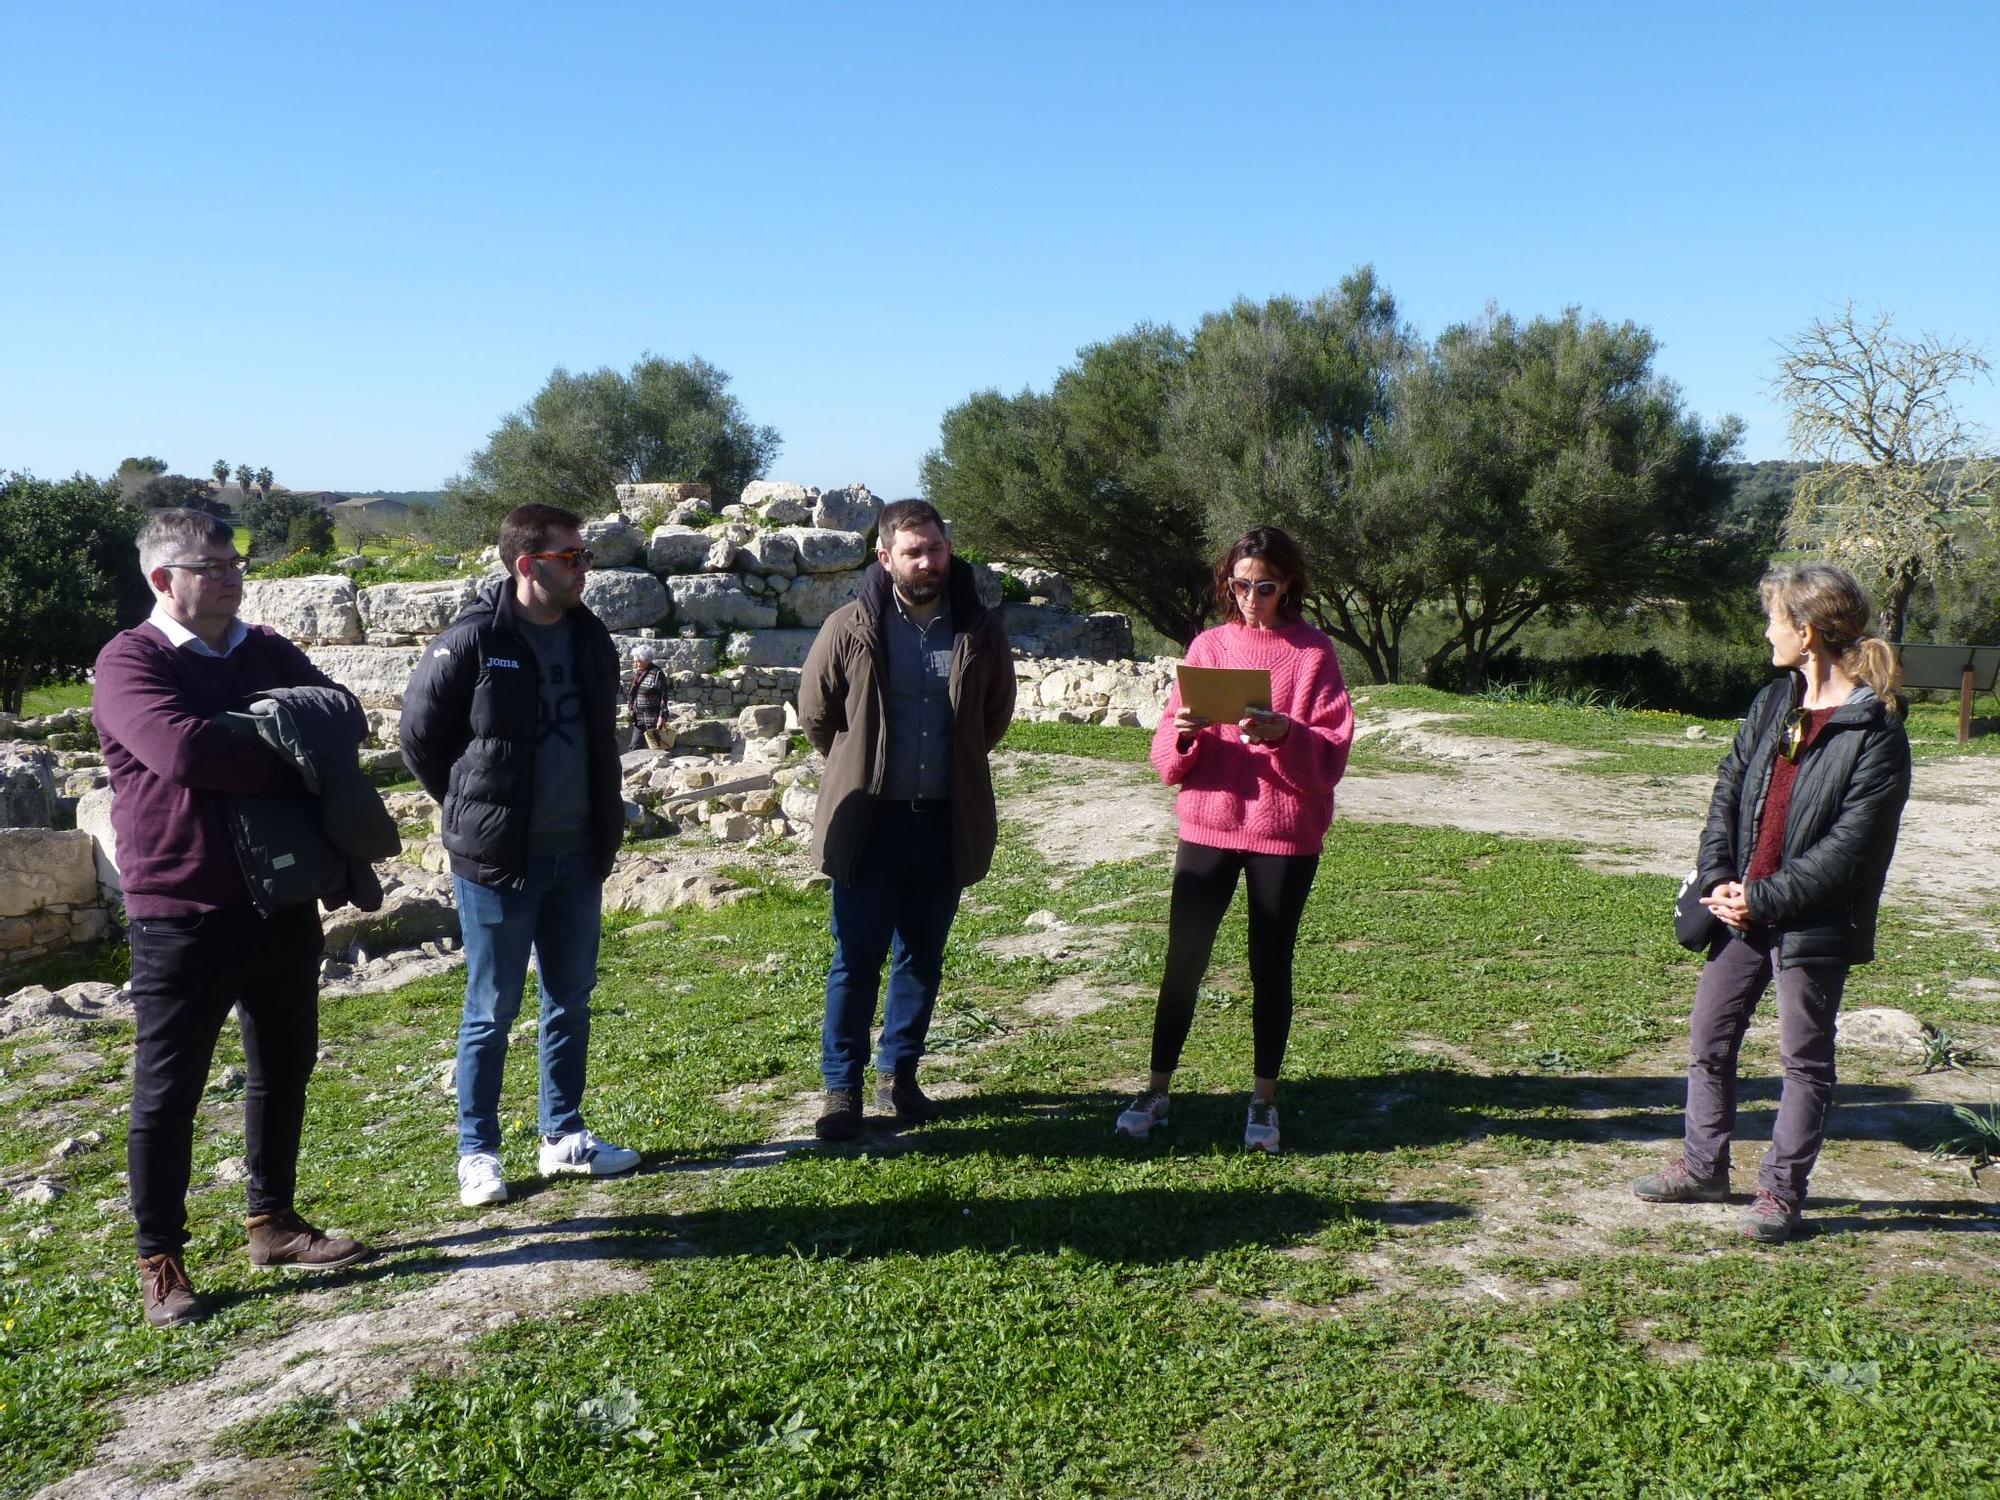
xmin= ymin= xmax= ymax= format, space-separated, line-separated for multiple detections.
xmin=1149 ymin=619 xmax=1355 ymax=856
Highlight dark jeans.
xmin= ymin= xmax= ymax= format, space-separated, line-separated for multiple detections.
xmin=453 ymin=850 xmax=603 ymax=1155
xmin=1149 ymin=840 xmax=1320 ymax=1080
xmin=820 ymin=804 xmax=962 ymax=1091
xmin=127 ymin=902 xmax=324 ymax=1258
xmin=1682 ymin=928 xmax=1848 ymax=1209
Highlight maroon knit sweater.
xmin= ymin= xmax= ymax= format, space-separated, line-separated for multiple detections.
xmin=93 ymin=622 xmax=345 ymax=917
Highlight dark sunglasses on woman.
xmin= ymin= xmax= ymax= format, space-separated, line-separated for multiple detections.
xmin=1230 ymin=578 xmax=1281 ymax=599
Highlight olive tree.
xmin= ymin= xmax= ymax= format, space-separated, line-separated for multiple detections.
xmin=436 ymin=354 xmax=781 ymax=547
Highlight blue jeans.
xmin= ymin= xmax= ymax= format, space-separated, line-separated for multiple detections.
xmin=821 ymin=805 xmax=963 ymax=1091
xmin=454 ymin=850 xmax=603 ymax=1156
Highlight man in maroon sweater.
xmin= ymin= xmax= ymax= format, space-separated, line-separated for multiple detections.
xmin=94 ymin=509 xmax=369 ymax=1328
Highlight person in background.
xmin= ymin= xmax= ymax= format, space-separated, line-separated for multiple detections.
xmin=95 ymin=509 xmax=370 ymax=1328
xmin=401 ymin=505 xmax=639 ymax=1208
xmin=1633 ymin=563 xmax=1911 ymax=1242
xmin=626 ymin=640 xmax=667 ymax=750
xmin=1116 ymin=526 xmax=1354 ymax=1155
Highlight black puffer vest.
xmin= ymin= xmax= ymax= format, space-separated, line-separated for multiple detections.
xmin=1696 ymin=673 xmax=1912 ymax=968
xmin=398 ymin=579 xmax=624 ymax=889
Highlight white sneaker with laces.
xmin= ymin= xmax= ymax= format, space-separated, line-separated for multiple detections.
xmin=538 ymin=1128 xmax=641 ymax=1178
xmin=1243 ymin=1100 xmax=1281 ymax=1154
xmin=1115 ymin=1089 xmax=1170 ymax=1139
xmin=457 ymin=1151 xmax=508 ymax=1207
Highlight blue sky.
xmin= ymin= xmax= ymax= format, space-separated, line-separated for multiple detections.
xmin=4 ymin=2 xmax=1997 ymax=499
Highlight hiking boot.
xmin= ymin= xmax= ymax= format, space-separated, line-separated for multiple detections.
xmin=538 ymin=1129 xmax=641 ymax=1178
xmin=1742 ymin=1187 xmax=1803 ymax=1243
xmin=138 ymin=1252 xmax=199 ymax=1327
xmin=457 ymin=1151 xmax=508 ymax=1207
xmin=877 ymin=1073 xmax=942 ymax=1124
xmin=1115 ymin=1089 xmax=1170 ymax=1139
xmin=814 ymin=1089 xmax=864 ymax=1142
xmin=1631 ymin=1159 xmax=1730 ymax=1204
xmin=1243 ymin=1100 xmax=1281 ymax=1154
xmin=247 ymin=1209 xmax=371 ymax=1271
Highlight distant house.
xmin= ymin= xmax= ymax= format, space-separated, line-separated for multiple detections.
xmin=332 ymin=496 xmax=412 ymax=523
xmin=330 ymin=495 xmax=415 ymax=538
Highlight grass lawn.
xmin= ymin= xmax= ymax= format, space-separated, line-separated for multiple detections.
xmin=5 ymin=771 xmax=1997 ymax=1495
xmin=17 ymin=682 xmax=93 ymax=717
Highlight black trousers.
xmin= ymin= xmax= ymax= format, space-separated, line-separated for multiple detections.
xmin=1150 ymin=840 xmax=1320 ymax=1080
xmin=126 ymin=903 xmax=323 ymax=1257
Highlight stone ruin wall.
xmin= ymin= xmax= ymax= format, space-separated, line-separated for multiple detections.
xmin=0 ymin=480 xmax=1180 ymax=972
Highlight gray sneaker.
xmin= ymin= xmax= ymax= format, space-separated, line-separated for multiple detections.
xmin=1243 ymin=1100 xmax=1281 ymax=1154
xmin=1631 ymin=1160 xmax=1730 ymax=1203
xmin=1115 ymin=1089 xmax=1170 ymax=1139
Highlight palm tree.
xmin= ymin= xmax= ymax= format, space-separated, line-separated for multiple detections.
xmin=212 ymin=459 xmax=230 ymax=488
xmin=234 ymin=464 xmax=254 ymax=495
xmin=255 ymin=465 xmax=274 ymax=496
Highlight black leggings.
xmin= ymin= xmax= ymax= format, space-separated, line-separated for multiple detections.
xmin=1149 ymin=840 xmax=1319 ymax=1080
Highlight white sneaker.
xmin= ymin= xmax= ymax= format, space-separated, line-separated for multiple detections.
xmin=1244 ymin=1100 xmax=1281 ymax=1154
xmin=457 ymin=1151 xmax=508 ymax=1207
xmin=1115 ymin=1089 xmax=1170 ymax=1139
xmin=538 ymin=1128 xmax=640 ymax=1178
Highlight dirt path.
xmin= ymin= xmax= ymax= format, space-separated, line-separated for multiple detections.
xmin=1339 ymin=710 xmax=2000 ymax=921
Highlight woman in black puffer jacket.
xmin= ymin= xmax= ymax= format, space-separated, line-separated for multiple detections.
xmin=1633 ymin=564 xmax=1911 ymax=1243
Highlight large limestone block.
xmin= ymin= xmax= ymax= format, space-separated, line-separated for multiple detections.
xmin=1002 ymin=564 xmax=1074 ymax=611
xmin=582 ymin=515 xmax=644 ymax=569
xmin=742 ymin=481 xmax=818 ymax=526
xmin=611 ymin=635 xmax=720 ymax=674
xmin=582 ymin=568 xmax=672 ymax=630
xmin=239 ymin=576 xmax=363 ymax=646
xmin=618 ymin=481 xmax=711 ymax=507
xmin=306 ymin=646 xmax=428 ymax=707
xmin=0 ymin=746 xmax=58 ymax=829
xmin=968 ymin=563 xmax=1005 ymax=612
xmin=665 ymin=575 xmax=778 ymax=630
xmin=813 ymin=483 xmax=881 ymax=534
xmin=778 ymin=527 xmax=870 ymax=574
xmin=0 ymin=829 xmax=97 ymax=916
xmin=779 ymin=570 xmax=866 ymax=628
xmin=1837 ymin=1007 xmax=1928 ymax=1054
xmin=741 ymin=531 xmax=800 ymax=576
xmin=646 ymin=526 xmax=712 ymax=575
xmin=74 ymin=786 xmax=119 ymax=896
xmin=726 ymin=629 xmax=822 ymax=669
xmin=357 ymin=579 xmax=477 ymax=638
xmin=321 ymin=879 xmax=459 ymax=959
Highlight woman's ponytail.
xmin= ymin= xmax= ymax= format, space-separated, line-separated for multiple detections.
xmin=1844 ymin=636 xmax=1906 ymax=718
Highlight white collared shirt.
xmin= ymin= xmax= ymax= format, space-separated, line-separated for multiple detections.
xmin=148 ymin=603 xmax=249 ymax=659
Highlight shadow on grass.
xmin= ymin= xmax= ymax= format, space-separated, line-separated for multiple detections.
xmin=204 ymin=1188 xmax=1470 ymax=1317
xmin=716 ymin=1074 xmax=1972 ymax=1161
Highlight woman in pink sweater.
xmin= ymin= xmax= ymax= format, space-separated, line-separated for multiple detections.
xmin=1116 ymin=527 xmax=1354 ymax=1153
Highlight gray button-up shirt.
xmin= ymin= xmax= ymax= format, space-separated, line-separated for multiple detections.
xmin=880 ymin=595 xmax=955 ymax=802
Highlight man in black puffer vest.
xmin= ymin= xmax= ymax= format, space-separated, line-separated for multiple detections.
xmin=401 ymin=504 xmax=638 ymax=1209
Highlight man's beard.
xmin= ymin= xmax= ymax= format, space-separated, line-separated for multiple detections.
xmin=893 ymin=569 xmax=943 ymax=605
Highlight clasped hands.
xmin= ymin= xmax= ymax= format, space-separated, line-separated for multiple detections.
xmin=1700 ymin=880 xmax=1752 ymax=930
xmin=1175 ymin=705 xmax=1290 ymax=746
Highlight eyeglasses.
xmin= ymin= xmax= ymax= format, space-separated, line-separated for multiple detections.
xmin=1229 ymin=578 xmax=1281 ymax=599
xmin=160 ymin=557 xmax=247 ymax=581
xmin=1778 ymin=706 xmax=1808 ymax=762
xmin=527 ymin=547 xmax=594 ymax=570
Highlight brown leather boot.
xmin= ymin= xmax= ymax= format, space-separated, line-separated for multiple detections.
xmin=876 ymin=1070 xmax=942 ymax=1124
xmin=247 ymin=1208 xmax=370 ymax=1271
xmin=138 ymin=1252 xmax=200 ymax=1328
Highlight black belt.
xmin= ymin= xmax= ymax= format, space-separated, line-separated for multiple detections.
xmin=901 ymin=798 xmax=950 ymax=813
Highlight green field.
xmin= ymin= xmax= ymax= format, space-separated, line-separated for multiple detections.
xmin=3 ymin=718 xmax=1997 ymax=1496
